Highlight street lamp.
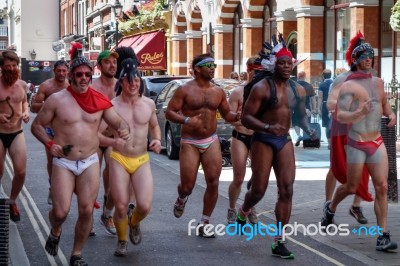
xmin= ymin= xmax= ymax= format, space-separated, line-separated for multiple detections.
xmin=112 ymin=0 xmax=123 ymax=46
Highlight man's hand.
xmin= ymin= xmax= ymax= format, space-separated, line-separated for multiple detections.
xmin=387 ymin=113 xmax=397 ymax=128
xmin=149 ymin=139 xmax=161 ymax=154
xmin=22 ymin=110 xmax=30 ymax=123
xmin=113 ymin=138 xmax=128 ymax=150
xmin=118 ymin=128 xmax=130 ymax=140
xmin=0 ymin=113 xmax=10 ymax=124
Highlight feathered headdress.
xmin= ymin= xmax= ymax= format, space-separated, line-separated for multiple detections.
xmin=257 ymin=33 xmax=305 ymax=73
xmin=69 ymin=42 xmax=83 ymax=60
xmin=345 ymin=31 xmax=365 ymax=67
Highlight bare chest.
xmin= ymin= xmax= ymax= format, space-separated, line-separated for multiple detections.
xmin=185 ymin=91 xmax=221 ymax=110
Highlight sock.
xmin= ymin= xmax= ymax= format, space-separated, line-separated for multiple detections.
xmin=201 ymin=215 xmax=211 ymax=224
xmin=113 ymin=216 xmax=128 ymax=241
xmin=103 ymin=208 xmax=113 ymax=218
xmin=130 ymin=208 xmax=146 ymax=225
xmin=238 ymin=205 xmax=251 ymax=220
xmin=178 ymin=195 xmax=187 ymax=203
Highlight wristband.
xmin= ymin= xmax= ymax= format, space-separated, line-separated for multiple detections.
xmin=184 ymin=117 xmax=190 ymax=124
xmin=46 ymin=140 xmax=55 ymax=150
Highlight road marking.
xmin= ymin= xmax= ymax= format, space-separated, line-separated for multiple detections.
xmin=6 ymin=155 xmax=68 ymax=266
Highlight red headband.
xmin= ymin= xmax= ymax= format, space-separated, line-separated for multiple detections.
xmin=276 ymin=48 xmax=293 ymax=60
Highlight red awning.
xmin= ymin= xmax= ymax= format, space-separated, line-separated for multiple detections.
xmin=117 ymin=35 xmax=141 ymax=48
xmin=116 ymin=30 xmax=166 ymax=70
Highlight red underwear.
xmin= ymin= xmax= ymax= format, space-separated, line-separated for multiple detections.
xmin=347 ymin=136 xmax=383 ymax=156
xmin=330 ymin=117 xmax=373 ymax=202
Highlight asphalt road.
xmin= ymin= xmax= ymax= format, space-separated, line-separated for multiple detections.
xmin=2 ymin=117 xmax=395 ymax=265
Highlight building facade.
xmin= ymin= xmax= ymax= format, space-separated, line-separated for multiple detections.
xmin=167 ymin=0 xmax=398 ymax=84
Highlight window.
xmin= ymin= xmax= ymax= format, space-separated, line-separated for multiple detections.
xmin=0 ymin=26 xmax=7 ymax=36
xmin=325 ymin=1 xmax=350 ymax=73
xmin=0 ymin=41 xmax=7 ymax=50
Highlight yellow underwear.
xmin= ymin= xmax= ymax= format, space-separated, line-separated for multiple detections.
xmin=110 ymin=152 xmax=149 ymax=174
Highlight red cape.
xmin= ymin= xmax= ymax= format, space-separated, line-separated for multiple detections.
xmin=67 ymin=86 xmax=113 ymax=113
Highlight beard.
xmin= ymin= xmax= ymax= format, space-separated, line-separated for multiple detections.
xmin=1 ymin=68 xmax=20 ymax=86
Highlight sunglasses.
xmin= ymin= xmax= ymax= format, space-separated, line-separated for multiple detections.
xmin=74 ymin=71 xmax=92 ymax=78
xmin=199 ymin=63 xmax=217 ymax=68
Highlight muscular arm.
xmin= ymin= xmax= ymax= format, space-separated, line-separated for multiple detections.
xmin=102 ymin=107 xmax=130 ymax=140
xmin=379 ymin=79 xmax=397 ymax=127
xmin=31 ymin=100 xmax=55 ymax=145
xmin=30 ymin=83 xmax=47 ymax=113
xmin=165 ymin=86 xmax=187 ymax=124
xmin=241 ymin=81 xmax=268 ymax=131
xmin=218 ymin=88 xmax=239 ymax=123
xmin=148 ymin=108 xmax=162 ymax=153
xmin=228 ymin=86 xmax=243 ymax=126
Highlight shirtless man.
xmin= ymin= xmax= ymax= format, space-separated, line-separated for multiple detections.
xmin=324 ymin=34 xmax=373 ymax=224
xmin=30 ymin=60 xmax=69 ymax=205
xmin=237 ymin=40 xmax=313 ymax=259
xmin=166 ymin=53 xmax=240 ymax=237
xmin=322 ymin=43 xmax=397 ymax=252
xmin=31 ymin=56 xmax=130 ymax=266
xmin=105 ymin=58 xmax=161 ymax=256
xmin=0 ymin=50 xmax=30 ymax=223
xmin=227 ymin=56 xmax=258 ymax=224
xmin=92 ymin=50 xmax=119 ymax=236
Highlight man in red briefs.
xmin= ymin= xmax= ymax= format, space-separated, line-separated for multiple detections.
xmin=322 ymin=42 xmax=397 ymax=252
xmin=31 ymin=56 xmax=130 ymax=266
xmin=324 ymin=32 xmax=373 ymax=225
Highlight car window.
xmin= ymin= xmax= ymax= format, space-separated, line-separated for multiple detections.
xmin=165 ymin=84 xmax=179 ymax=105
xmin=156 ymin=83 xmax=173 ymax=103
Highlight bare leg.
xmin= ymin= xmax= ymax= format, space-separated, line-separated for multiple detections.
xmin=325 ymin=169 xmax=337 ymax=201
xmin=228 ymin=138 xmax=248 ymax=209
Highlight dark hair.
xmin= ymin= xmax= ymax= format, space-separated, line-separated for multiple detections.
xmin=322 ymin=69 xmax=332 ymax=79
xmin=54 ymin=60 xmax=69 ymax=70
xmin=0 ymin=50 xmax=20 ymax=66
xmin=114 ymin=46 xmax=140 ymax=78
xmin=192 ymin=53 xmax=213 ymax=70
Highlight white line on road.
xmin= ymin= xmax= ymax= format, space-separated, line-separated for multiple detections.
xmin=6 ymin=155 xmax=68 ymax=266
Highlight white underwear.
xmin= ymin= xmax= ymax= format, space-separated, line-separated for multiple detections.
xmin=52 ymin=153 xmax=99 ymax=176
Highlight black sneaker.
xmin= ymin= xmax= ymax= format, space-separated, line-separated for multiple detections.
xmin=9 ymin=203 xmax=20 ymax=223
xmin=271 ymin=240 xmax=294 ymax=259
xmin=197 ymin=223 xmax=215 ymax=238
xmin=349 ymin=206 xmax=368 ymax=224
xmin=376 ymin=232 xmax=398 ymax=251
xmin=321 ymin=201 xmax=335 ymax=227
xmin=236 ymin=214 xmax=247 ymax=228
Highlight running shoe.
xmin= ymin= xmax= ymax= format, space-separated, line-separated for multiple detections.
xmin=9 ymin=203 xmax=20 ymax=222
xmin=173 ymin=196 xmax=188 ymax=218
xmin=321 ymin=201 xmax=335 ymax=227
xmin=129 ymin=223 xmax=142 ymax=245
xmin=236 ymin=214 xmax=247 ymax=228
xmin=271 ymin=240 xmax=294 ymax=259
xmin=69 ymin=255 xmax=88 ymax=266
xmin=349 ymin=206 xmax=368 ymax=224
xmin=100 ymin=214 xmax=117 ymax=235
xmin=128 ymin=205 xmax=142 ymax=245
xmin=114 ymin=240 xmax=128 ymax=257
xmin=197 ymin=223 xmax=215 ymax=238
xmin=227 ymin=208 xmax=237 ymax=224
xmin=248 ymin=207 xmax=259 ymax=224
xmin=376 ymin=232 xmax=398 ymax=251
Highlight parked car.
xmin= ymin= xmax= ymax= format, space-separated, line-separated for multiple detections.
xmin=142 ymin=75 xmax=192 ymax=101
xmin=155 ymin=78 xmax=241 ymax=160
